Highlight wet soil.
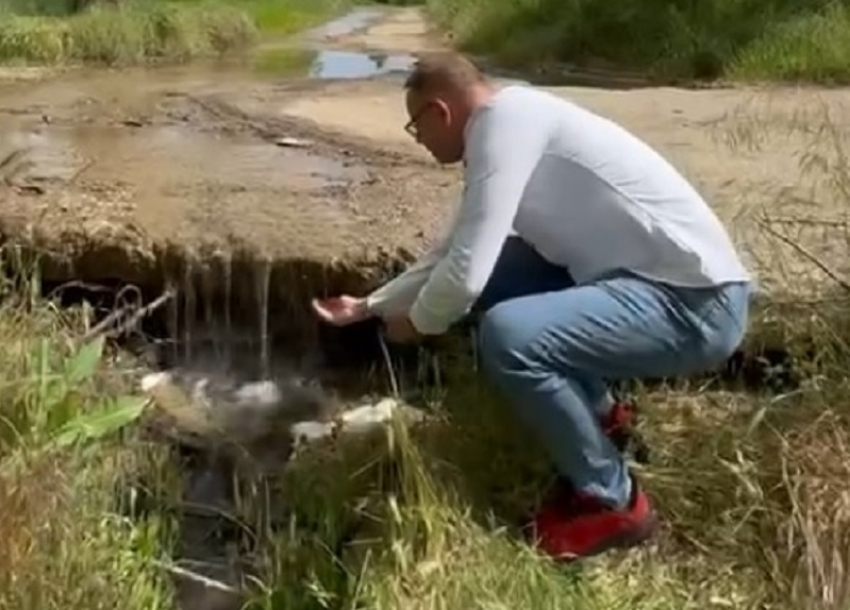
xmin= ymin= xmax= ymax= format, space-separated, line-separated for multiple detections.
xmin=0 ymin=67 xmax=456 ymax=283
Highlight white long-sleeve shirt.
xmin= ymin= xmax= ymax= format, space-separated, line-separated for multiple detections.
xmin=366 ymin=84 xmax=751 ymax=335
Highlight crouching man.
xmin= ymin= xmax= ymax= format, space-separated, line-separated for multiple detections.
xmin=311 ymin=52 xmax=752 ymax=562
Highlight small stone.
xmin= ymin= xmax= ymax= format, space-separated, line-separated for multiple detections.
xmin=291 ymin=420 xmax=334 ymax=443
xmin=275 ymin=137 xmax=312 ymax=149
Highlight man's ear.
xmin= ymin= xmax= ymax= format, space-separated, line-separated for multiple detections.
xmin=433 ymin=98 xmax=452 ymax=127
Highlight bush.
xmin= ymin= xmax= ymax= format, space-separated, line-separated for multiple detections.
xmin=0 ymin=1 xmax=259 ymax=65
xmin=427 ymin=0 xmax=850 ymax=83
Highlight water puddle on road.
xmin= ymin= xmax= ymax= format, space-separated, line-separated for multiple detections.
xmin=309 ymin=49 xmax=416 ymax=79
xmin=250 ymin=45 xmax=416 ymax=80
xmin=4 ymin=122 xmax=369 ymax=192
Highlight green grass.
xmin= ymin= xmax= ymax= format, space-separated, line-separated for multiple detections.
xmin=0 ymin=1 xmax=258 ymax=65
xmin=426 ymin=0 xmax=850 ymax=83
xmin=0 ymin=0 xmax=347 ymax=66
xmin=241 ymin=0 xmax=348 ymax=33
xmin=360 ymin=0 xmax=422 ymax=5
xmin=0 ymin=252 xmax=177 ymax=610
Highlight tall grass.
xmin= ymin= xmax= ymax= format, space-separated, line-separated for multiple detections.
xmin=427 ymin=0 xmax=850 ymax=83
xmin=0 ymin=250 xmax=176 ymax=610
xmin=0 ymin=2 xmax=258 ymax=65
xmin=0 ymin=0 xmax=347 ymax=66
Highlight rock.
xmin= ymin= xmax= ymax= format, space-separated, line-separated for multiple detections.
xmin=289 ymin=396 xmax=426 ymax=449
xmin=275 ymin=136 xmax=313 ymax=149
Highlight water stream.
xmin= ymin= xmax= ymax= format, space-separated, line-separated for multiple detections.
xmin=255 ymin=259 xmax=272 ymax=380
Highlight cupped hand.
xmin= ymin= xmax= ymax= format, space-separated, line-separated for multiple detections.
xmin=311 ymin=295 xmax=371 ymax=326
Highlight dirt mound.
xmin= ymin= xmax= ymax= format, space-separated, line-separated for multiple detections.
xmin=0 ymin=66 xmax=458 ymax=294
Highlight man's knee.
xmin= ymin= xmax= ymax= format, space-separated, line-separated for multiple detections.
xmin=478 ymin=299 xmax=539 ymax=375
xmin=700 ymin=281 xmax=752 ymax=366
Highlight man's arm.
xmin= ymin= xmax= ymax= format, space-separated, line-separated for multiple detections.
xmin=408 ymin=101 xmax=551 ymax=335
xmin=364 ymin=206 xmax=459 ymax=317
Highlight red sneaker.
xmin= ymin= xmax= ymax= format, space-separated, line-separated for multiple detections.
xmin=528 ymin=475 xmax=659 ymax=562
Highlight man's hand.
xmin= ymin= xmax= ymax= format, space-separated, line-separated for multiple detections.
xmin=383 ymin=315 xmax=422 ymax=344
xmin=311 ymin=295 xmax=371 ymax=326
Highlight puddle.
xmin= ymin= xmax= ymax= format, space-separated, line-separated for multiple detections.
xmin=309 ymin=49 xmax=416 ymax=80
xmin=6 ymin=123 xmax=368 ymax=191
xmin=250 ymin=44 xmax=415 ymax=81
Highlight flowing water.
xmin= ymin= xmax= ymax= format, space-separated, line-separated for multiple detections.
xmin=183 ymin=260 xmax=196 ymax=364
xmin=255 ymin=259 xmax=272 ymax=380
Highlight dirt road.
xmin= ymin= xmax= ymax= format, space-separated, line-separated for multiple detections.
xmin=1 ymin=6 xmax=848 ymax=298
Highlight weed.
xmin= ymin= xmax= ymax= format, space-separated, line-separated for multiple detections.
xmin=0 ymin=250 xmax=176 ymax=610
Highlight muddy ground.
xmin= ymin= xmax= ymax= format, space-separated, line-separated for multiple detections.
xmin=1 ymin=5 xmax=849 ymax=302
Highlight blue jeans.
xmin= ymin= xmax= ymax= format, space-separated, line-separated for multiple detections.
xmin=475 ymin=237 xmax=751 ymax=509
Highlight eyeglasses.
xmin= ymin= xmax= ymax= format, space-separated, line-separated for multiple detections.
xmin=404 ymin=102 xmax=433 ymax=138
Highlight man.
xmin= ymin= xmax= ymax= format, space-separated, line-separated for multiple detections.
xmin=311 ymin=52 xmax=752 ymax=562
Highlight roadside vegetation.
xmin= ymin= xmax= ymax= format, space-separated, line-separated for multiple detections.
xmin=0 ymin=0 xmax=346 ymax=66
xmin=0 ymin=251 xmax=177 ymax=609
xmin=3 ymin=100 xmax=850 ymax=609
xmin=426 ymin=0 xmax=850 ymax=83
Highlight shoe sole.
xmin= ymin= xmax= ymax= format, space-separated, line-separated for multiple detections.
xmin=551 ymin=511 xmax=661 ymax=563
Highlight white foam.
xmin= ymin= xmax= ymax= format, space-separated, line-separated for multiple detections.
xmin=234 ymin=380 xmax=282 ymax=407
xmin=339 ymin=399 xmax=398 ymax=433
xmin=291 ymin=420 xmax=335 ymax=443
xmin=140 ymin=371 xmax=171 ymax=392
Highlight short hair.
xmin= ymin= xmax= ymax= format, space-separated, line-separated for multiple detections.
xmin=404 ymin=51 xmax=487 ymax=96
